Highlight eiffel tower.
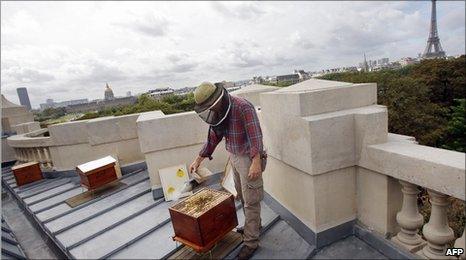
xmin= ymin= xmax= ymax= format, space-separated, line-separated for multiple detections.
xmin=422 ymin=0 xmax=446 ymax=59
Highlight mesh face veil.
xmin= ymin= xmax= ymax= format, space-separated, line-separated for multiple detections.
xmin=195 ymin=88 xmax=231 ymax=126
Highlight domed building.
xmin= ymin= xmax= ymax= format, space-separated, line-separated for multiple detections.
xmin=104 ymin=83 xmax=114 ymax=101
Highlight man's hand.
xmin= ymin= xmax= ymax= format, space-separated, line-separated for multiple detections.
xmin=189 ymin=156 xmax=205 ymax=174
xmin=248 ymin=154 xmax=262 ymax=180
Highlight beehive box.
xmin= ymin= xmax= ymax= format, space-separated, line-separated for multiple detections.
xmin=76 ymin=156 xmax=118 ymax=190
xmin=11 ymin=162 xmax=43 ymax=186
xmin=169 ymin=188 xmax=238 ymax=252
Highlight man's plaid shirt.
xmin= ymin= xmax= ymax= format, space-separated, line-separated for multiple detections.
xmin=199 ymin=95 xmax=263 ymax=160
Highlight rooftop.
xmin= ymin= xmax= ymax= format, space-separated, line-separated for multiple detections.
xmin=2 ymin=164 xmax=392 ymax=259
xmin=2 ymin=79 xmax=464 ymax=259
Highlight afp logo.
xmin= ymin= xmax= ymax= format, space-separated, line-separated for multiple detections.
xmin=445 ymin=248 xmax=464 ymax=257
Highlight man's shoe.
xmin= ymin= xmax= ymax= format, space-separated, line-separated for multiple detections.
xmin=238 ymin=245 xmax=258 ymax=260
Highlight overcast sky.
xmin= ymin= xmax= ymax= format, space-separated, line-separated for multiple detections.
xmin=1 ymin=1 xmax=465 ymax=109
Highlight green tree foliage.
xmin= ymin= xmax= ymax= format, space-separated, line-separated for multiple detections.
xmin=441 ymin=99 xmax=466 ymax=152
xmin=34 ymin=107 xmax=66 ymax=122
xmin=319 ymin=55 xmax=465 ymax=151
xmin=75 ymin=93 xmax=195 ymax=121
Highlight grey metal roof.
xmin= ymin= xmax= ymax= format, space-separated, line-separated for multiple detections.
xmin=2 ymin=166 xmax=316 ymax=259
xmin=1 ymin=216 xmax=27 ymax=259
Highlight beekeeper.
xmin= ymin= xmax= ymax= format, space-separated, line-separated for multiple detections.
xmin=189 ymin=82 xmax=266 ymax=259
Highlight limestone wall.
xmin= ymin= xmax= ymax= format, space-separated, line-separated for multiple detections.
xmin=12 ymin=122 xmax=41 ymax=135
xmin=259 ymin=78 xmax=465 ymax=243
xmin=1 ymin=95 xmax=35 ymax=163
xmin=47 ymin=114 xmax=146 ymax=171
xmin=231 ymin=84 xmax=279 ymax=106
xmin=136 ymin=111 xmax=229 ymax=191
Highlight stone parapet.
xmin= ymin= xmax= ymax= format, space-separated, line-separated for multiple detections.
xmin=231 ymin=84 xmax=279 ymax=106
xmin=12 ymin=122 xmax=41 ymax=135
xmin=360 ymin=141 xmax=465 ymax=200
xmin=136 ymin=110 xmax=228 ymax=191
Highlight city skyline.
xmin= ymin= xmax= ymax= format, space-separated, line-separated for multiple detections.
xmin=1 ymin=1 xmax=465 ymax=108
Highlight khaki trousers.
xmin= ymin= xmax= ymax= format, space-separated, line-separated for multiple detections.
xmin=230 ymin=153 xmax=263 ymax=248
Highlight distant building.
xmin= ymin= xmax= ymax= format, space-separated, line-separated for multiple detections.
xmin=40 ymin=98 xmax=89 ymax=110
xmin=147 ymin=87 xmax=174 ymax=100
xmin=104 ymin=83 xmax=115 ymax=101
xmin=294 ymin=70 xmax=311 ymax=81
xmin=173 ymin=87 xmax=196 ymax=96
xmin=277 ymin=74 xmax=300 ymax=85
xmin=126 ymin=91 xmax=132 ymax=97
xmin=16 ymin=87 xmax=32 ymax=110
xmin=399 ymin=57 xmax=417 ymax=67
xmin=377 ymin=58 xmax=389 ymax=66
xmin=65 ymin=96 xmax=137 ymax=113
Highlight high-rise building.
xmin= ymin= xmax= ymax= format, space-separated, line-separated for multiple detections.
xmin=16 ymin=87 xmax=32 ymax=110
xmin=126 ymin=91 xmax=132 ymax=97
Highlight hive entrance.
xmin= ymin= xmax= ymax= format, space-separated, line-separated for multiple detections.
xmin=172 ymin=188 xmax=230 ymax=218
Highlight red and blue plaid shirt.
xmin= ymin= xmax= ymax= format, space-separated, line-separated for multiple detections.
xmin=199 ymin=95 xmax=263 ymax=159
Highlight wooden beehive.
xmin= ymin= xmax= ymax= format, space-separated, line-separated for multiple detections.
xmin=11 ymin=161 xmax=43 ymax=186
xmin=169 ymin=188 xmax=238 ymax=253
xmin=76 ymin=156 xmax=118 ymax=190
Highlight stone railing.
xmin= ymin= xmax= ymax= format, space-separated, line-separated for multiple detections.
xmin=7 ymin=128 xmax=53 ymax=169
xmin=7 ymin=113 xmax=150 ymax=171
xmin=359 ymin=136 xmax=465 ymax=259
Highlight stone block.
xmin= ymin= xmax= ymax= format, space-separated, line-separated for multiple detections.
xmin=313 ymin=167 xmax=357 ymax=232
xmin=263 ymin=156 xmax=317 ymax=230
xmin=360 ymin=142 xmax=465 ymax=200
xmin=12 ymin=122 xmax=40 ymax=134
xmin=49 ymin=143 xmax=94 ymax=171
xmin=144 ymin=142 xmax=228 ymax=189
xmin=87 ymin=114 xmax=140 ymax=146
xmin=137 ymin=111 xmax=207 ymax=154
xmin=231 ymin=84 xmax=279 ymax=106
xmin=48 ymin=120 xmax=89 ymax=146
xmin=356 ymin=167 xmax=402 ymax=236
xmin=306 ymin=111 xmax=355 ymax=175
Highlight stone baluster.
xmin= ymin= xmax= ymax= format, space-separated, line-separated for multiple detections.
xmin=454 ymin=227 xmax=465 ymax=260
xmin=20 ymin=149 xmax=25 ymax=162
xmin=37 ymin=147 xmax=44 ymax=167
xmin=32 ymin=148 xmax=39 ymax=162
xmin=25 ymin=149 xmax=30 ymax=161
xmin=392 ymin=180 xmax=426 ymax=252
xmin=43 ymin=147 xmax=52 ymax=168
xmin=421 ymin=189 xmax=455 ymax=259
xmin=14 ymin=148 xmax=21 ymax=162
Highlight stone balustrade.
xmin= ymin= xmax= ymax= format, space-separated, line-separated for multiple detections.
xmin=358 ymin=137 xmax=465 ymax=259
xmin=7 ymin=129 xmax=54 ymax=169
xmin=7 ymin=113 xmax=150 ymax=171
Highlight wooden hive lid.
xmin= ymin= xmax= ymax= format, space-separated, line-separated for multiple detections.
xmin=77 ymin=156 xmax=116 ymax=174
xmin=11 ymin=161 xmax=39 ymax=170
xmin=170 ymin=188 xmax=231 ymax=218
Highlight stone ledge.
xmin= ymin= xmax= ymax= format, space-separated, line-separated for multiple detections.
xmin=360 ymin=141 xmax=465 ymax=199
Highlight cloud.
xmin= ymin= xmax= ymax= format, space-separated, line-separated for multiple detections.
xmin=290 ymin=32 xmax=315 ymax=50
xmin=114 ymin=14 xmax=169 ymax=38
xmin=0 ymin=1 xmax=464 ymax=108
xmin=2 ymin=67 xmax=55 ymax=83
xmin=211 ymin=2 xmax=265 ymax=20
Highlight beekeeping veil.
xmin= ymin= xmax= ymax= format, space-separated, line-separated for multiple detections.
xmin=194 ymin=82 xmax=231 ymax=127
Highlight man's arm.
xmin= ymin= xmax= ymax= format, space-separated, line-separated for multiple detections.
xmin=199 ymin=127 xmax=223 ymax=159
xmin=242 ymin=105 xmax=263 ymax=159
xmin=242 ymin=105 xmax=264 ymax=179
xmin=190 ymin=127 xmax=223 ymax=173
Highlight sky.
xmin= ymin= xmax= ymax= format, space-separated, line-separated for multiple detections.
xmin=1 ymin=1 xmax=465 ymax=109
